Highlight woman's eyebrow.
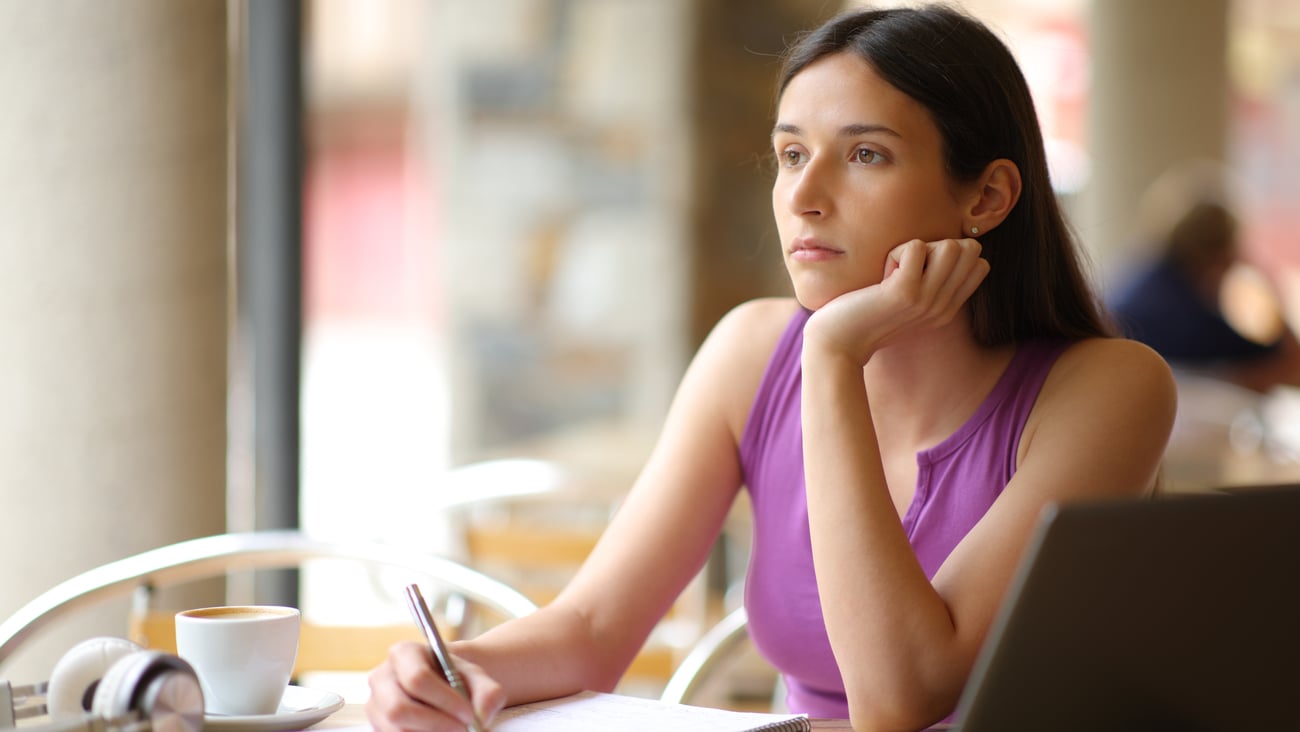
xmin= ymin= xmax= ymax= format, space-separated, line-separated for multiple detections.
xmin=772 ymin=122 xmax=802 ymax=139
xmin=841 ymin=122 xmax=901 ymax=138
xmin=771 ymin=122 xmax=902 ymax=139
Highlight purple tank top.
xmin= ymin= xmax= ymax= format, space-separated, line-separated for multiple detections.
xmin=740 ymin=307 xmax=1070 ymax=718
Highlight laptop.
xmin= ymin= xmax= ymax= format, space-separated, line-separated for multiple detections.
xmin=945 ymin=485 xmax=1300 ymax=732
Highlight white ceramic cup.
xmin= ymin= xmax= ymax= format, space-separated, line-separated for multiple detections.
xmin=174 ymin=605 xmax=301 ymax=716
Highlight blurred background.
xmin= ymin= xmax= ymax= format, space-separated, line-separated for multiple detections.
xmin=2 ymin=0 xmax=1299 ymax=700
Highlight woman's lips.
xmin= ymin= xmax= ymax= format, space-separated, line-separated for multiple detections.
xmin=789 ymin=238 xmax=844 ymax=262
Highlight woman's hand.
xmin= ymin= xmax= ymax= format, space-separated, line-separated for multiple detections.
xmin=366 ymin=641 xmax=506 ymax=732
xmin=805 ymin=237 xmax=989 ymax=364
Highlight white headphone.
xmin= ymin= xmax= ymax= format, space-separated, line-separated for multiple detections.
xmin=2 ymin=637 xmax=204 ymax=732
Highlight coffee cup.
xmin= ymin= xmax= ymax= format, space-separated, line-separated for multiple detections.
xmin=174 ymin=605 xmax=300 ymax=716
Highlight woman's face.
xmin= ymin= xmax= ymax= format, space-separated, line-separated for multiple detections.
xmin=772 ymin=51 xmax=972 ymax=310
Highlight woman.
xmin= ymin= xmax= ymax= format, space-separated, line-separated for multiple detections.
xmin=367 ymin=6 xmax=1176 ymax=731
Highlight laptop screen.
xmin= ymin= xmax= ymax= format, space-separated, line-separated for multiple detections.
xmin=950 ymin=485 xmax=1300 ymax=732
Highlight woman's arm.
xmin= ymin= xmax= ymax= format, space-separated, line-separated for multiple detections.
xmin=801 ymin=241 xmax=1176 ymax=730
xmin=797 ymin=238 xmax=987 ymax=729
xmin=367 ymin=297 xmax=799 ymax=732
xmin=811 ymin=338 xmax=1173 ymax=730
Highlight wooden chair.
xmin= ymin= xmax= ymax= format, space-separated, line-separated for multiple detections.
xmin=0 ymin=531 xmax=537 ymax=679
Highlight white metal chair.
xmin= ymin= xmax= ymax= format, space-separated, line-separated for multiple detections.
xmin=442 ymin=457 xmax=707 ymax=693
xmin=660 ymin=606 xmax=751 ymax=704
xmin=0 ymin=530 xmax=537 ymax=676
xmin=659 ymin=606 xmax=783 ymax=712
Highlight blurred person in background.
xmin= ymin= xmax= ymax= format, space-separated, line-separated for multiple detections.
xmin=1110 ymin=161 xmax=1300 ymax=393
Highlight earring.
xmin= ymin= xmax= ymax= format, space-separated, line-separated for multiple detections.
xmin=970 ymin=226 xmax=980 ymax=235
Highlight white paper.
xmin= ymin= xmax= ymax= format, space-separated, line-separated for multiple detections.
xmin=492 ymin=691 xmax=808 ymax=732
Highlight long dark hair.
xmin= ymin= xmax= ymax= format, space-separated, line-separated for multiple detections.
xmin=777 ymin=5 xmax=1112 ymax=345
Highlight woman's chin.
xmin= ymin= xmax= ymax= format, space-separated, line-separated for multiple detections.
xmin=788 ymin=269 xmax=877 ymax=311
xmin=793 ymin=292 xmax=831 ymax=311
xmin=790 ymin=282 xmax=855 ymax=312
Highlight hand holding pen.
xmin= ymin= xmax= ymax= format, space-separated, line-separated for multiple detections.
xmin=405 ymin=583 xmax=488 ymax=732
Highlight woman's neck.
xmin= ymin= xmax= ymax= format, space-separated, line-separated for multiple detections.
xmin=862 ymin=316 xmax=1015 ymax=450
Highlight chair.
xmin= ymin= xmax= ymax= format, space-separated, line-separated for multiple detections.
xmin=442 ymin=457 xmax=711 ymax=694
xmin=660 ymin=607 xmax=782 ymax=712
xmin=0 ymin=531 xmax=537 ymax=678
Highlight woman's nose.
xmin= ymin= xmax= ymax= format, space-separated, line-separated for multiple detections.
xmin=786 ymin=160 xmax=830 ymax=217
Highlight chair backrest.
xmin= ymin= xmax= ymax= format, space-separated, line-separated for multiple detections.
xmin=442 ymin=458 xmax=711 ymax=694
xmin=0 ymin=530 xmax=537 ymax=677
xmin=660 ymin=607 xmax=780 ymax=711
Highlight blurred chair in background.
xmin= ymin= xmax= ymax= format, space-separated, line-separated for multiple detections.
xmin=0 ymin=531 xmax=537 ymax=697
xmin=660 ymin=607 xmax=783 ymax=713
xmin=0 ymin=458 xmax=760 ymax=703
xmin=441 ymin=456 xmax=715 ymax=697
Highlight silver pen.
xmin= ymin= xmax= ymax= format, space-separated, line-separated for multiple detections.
xmin=404 ymin=583 xmax=486 ymax=732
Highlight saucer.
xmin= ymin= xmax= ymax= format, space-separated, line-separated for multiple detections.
xmin=203 ymin=685 xmax=345 ymax=732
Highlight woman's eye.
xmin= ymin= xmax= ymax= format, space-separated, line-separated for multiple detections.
xmin=779 ymin=149 xmax=805 ymax=167
xmin=853 ymin=147 xmax=883 ymax=165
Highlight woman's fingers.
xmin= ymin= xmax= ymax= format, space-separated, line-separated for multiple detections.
xmin=925 ymin=238 xmax=985 ymax=318
xmin=952 ymin=253 xmax=991 ymax=313
xmin=460 ymin=658 xmax=508 ymax=727
xmin=812 ymin=236 xmax=988 ymax=360
xmin=887 ymin=238 xmax=985 ymax=319
xmin=884 ymin=238 xmax=928 ymax=282
xmin=367 ymin=642 xmax=497 ymax=732
xmin=367 ymin=658 xmax=458 ymax=732
xmin=916 ymin=239 xmax=964 ymax=300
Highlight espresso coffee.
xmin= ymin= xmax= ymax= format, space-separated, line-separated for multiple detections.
xmin=181 ymin=608 xmax=294 ymax=620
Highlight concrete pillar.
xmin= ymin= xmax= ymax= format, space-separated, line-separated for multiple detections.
xmin=0 ymin=1 xmax=228 ymax=680
xmin=1082 ymin=0 xmax=1229 ymax=278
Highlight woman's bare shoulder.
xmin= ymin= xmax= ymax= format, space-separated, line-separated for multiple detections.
xmin=1035 ymin=337 xmax=1177 ymax=424
xmin=705 ymin=297 xmax=805 ymax=353
xmin=1049 ymin=337 xmax=1176 ymax=395
xmin=1025 ymin=337 xmax=1177 ymax=495
xmin=688 ymin=297 xmax=805 ymax=434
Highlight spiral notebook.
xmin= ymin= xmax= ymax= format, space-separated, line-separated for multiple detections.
xmin=495 ymin=690 xmax=811 ymax=731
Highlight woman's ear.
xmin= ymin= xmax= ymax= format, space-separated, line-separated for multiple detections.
xmin=964 ymin=158 xmax=1022 ymax=236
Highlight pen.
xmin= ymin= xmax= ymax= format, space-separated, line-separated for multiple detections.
xmin=404 ymin=583 xmax=486 ymax=732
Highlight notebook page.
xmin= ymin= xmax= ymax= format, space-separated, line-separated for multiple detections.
xmin=494 ymin=691 xmax=811 ymax=732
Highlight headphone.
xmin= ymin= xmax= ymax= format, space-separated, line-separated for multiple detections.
xmin=2 ymin=637 xmax=204 ymax=732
